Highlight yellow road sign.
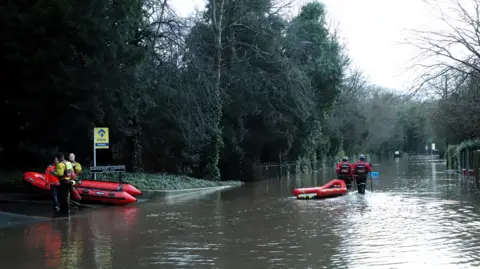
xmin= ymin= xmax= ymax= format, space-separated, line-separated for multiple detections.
xmin=94 ymin=127 xmax=109 ymax=149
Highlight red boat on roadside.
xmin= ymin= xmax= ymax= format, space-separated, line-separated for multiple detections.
xmin=293 ymin=179 xmax=347 ymax=199
xmin=23 ymin=171 xmax=140 ymax=205
xmin=75 ymin=187 xmax=136 ymax=205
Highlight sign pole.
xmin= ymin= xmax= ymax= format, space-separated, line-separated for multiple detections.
xmin=93 ymin=127 xmax=110 ymax=180
xmin=93 ymin=131 xmax=97 ymax=180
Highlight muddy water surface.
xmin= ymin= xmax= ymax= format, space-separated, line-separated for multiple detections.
xmin=1 ymin=156 xmax=480 ymax=268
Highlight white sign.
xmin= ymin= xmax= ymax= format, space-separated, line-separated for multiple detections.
xmin=432 ymin=143 xmax=436 ymax=150
xmin=90 ymin=165 xmax=126 ymax=173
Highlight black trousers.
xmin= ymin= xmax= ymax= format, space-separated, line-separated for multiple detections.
xmin=355 ymin=175 xmax=367 ymax=194
xmin=51 ymin=185 xmax=60 ymax=212
xmin=338 ymin=175 xmax=352 ymax=190
xmin=58 ymin=181 xmax=71 ymax=213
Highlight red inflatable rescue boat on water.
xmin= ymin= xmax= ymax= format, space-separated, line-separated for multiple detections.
xmin=23 ymin=171 xmax=141 ymax=205
xmin=293 ymin=179 xmax=347 ymax=199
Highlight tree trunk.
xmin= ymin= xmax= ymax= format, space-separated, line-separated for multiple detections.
xmin=205 ymin=0 xmax=225 ymax=181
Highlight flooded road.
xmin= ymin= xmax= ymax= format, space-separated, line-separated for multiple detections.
xmin=2 ymin=156 xmax=480 ymax=268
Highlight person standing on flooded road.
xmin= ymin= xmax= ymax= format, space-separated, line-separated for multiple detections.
xmin=68 ymin=153 xmax=82 ymax=182
xmin=352 ymin=154 xmax=372 ymax=195
xmin=336 ymin=156 xmax=353 ymax=191
xmin=46 ymin=155 xmax=61 ymax=213
xmin=52 ymin=152 xmax=75 ymax=214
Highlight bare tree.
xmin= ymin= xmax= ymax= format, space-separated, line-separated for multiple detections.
xmin=405 ymin=0 xmax=480 ymax=93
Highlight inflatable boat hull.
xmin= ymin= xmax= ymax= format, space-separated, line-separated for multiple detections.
xmin=23 ymin=172 xmax=82 ymax=201
xmin=23 ymin=172 xmax=141 ymax=197
xmin=23 ymin=172 xmax=48 ymax=190
xmin=293 ymin=179 xmax=347 ymax=199
xmin=292 ymin=186 xmax=323 ymax=196
xmin=75 ymin=187 xmax=137 ymax=205
xmin=76 ymin=180 xmax=142 ymax=197
xmin=23 ymin=171 xmax=138 ymax=205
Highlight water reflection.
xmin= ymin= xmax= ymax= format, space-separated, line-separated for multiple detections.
xmin=338 ymin=193 xmax=480 ymax=268
xmin=395 ymin=157 xmax=400 ymax=174
xmin=25 ymin=221 xmax=62 ymax=267
xmin=4 ymin=157 xmax=480 ymax=268
xmin=432 ymin=159 xmax=437 ymax=193
xmin=0 ymin=205 xmax=139 ymax=269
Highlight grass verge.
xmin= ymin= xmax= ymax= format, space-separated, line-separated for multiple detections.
xmin=1 ymin=170 xmax=243 ymax=192
xmin=97 ymin=172 xmax=243 ymax=191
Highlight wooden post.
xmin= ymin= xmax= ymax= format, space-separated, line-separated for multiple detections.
xmin=278 ymin=154 xmax=282 ymax=179
xmin=466 ymin=149 xmax=470 ymax=175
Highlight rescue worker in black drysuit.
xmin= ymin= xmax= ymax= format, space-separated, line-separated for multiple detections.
xmin=352 ymin=154 xmax=372 ymax=195
xmin=336 ymin=157 xmax=354 ymax=191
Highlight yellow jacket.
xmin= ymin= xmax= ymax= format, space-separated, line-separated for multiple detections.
xmin=53 ymin=161 xmax=74 ymax=181
xmin=72 ymin=162 xmax=82 ymax=175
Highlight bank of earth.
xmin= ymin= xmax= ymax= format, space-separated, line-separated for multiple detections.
xmin=0 ymin=170 xmax=243 ymax=192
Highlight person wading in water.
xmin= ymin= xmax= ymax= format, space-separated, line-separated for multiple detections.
xmin=352 ymin=154 xmax=372 ymax=195
xmin=336 ymin=156 xmax=353 ymax=191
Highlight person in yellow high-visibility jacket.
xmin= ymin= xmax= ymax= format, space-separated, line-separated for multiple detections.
xmin=53 ymin=152 xmax=75 ymax=214
xmin=68 ymin=153 xmax=82 ymax=182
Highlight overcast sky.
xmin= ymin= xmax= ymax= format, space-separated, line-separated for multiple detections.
xmin=170 ymin=0 xmax=441 ymax=91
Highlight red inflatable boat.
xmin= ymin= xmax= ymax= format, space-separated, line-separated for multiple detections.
xmin=23 ymin=171 xmax=140 ymax=205
xmin=23 ymin=172 xmax=83 ymax=201
xmin=75 ymin=187 xmax=137 ymax=205
xmin=23 ymin=172 xmax=141 ymax=196
xmin=74 ymin=180 xmax=142 ymax=196
xmin=293 ymin=179 xmax=347 ymax=199
xmin=24 ymin=172 xmax=48 ymax=190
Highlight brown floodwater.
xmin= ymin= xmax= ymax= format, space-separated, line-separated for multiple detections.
xmin=1 ymin=156 xmax=480 ymax=268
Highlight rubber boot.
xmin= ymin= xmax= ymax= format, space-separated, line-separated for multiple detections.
xmin=360 ymin=183 xmax=366 ymax=195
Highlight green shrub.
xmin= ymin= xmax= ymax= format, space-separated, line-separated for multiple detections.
xmin=447 ymin=144 xmax=459 ymax=169
xmin=456 ymin=139 xmax=480 ymax=156
xmin=119 ymin=173 xmax=242 ymax=190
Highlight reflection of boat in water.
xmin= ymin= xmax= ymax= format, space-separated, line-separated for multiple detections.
xmin=23 ymin=172 xmax=140 ymax=205
xmin=25 ymin=222 xmax=62 ymax=267
xmin=293 ymin=179 xmax=347 ymax=199
xmin=89 ymin=206 xmax=140 ymax=268
xmin=24 ymin=206 xmax=139 ymax=268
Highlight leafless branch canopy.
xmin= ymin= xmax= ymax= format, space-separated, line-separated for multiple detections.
xmin=405 ymin=0 xmax=480 ymax=94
